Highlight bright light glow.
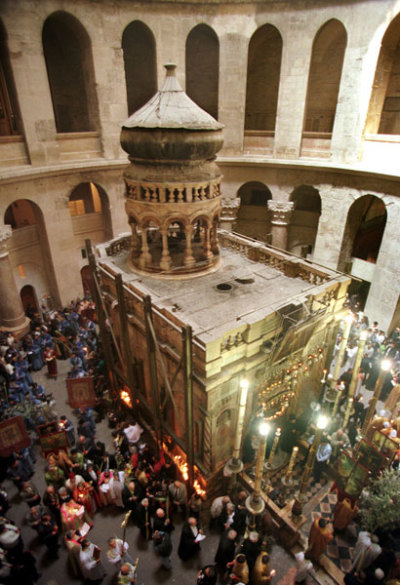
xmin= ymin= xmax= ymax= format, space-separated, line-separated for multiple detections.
xmin=259 ymin=420 xmax=270 ymax=436
xmin=360 ymin=330 xmax=368 ymax=341
xmin=381 ymin=359 xmax=392 ymax=371
xmin=317 ymin=414 xmax=329 ymax=430
xmin=345 ymin=313 xmax=354 ymax=323
xmin=240 ymin=379 xmax=249 ymax=391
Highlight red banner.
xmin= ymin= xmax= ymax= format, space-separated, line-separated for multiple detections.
xmin=0 ymin=416 xmax=30 ymax=457
xmin=66 ymin=376 xmax=96 ymax=409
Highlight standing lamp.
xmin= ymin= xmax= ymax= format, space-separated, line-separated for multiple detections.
xmin=246 ymin=419 xmax=270 ymax=529
xmin=292 ymin=414 xmax=329 ymax=516
xmin=343 ymin=329 xmax=369 ymax=428
xmin=224 ymin=379 xmax=249 ymax=477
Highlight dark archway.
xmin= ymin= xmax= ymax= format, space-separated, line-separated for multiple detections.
xmin=235 ymin=181 xmax=272 ymax=242
xmin=186 ymin=24 xmax=219 ymax=119
xmin=42 ymin=11 xmax=99 ymax=133
xmin=68 ymin=182 xmax=113 ymax=242
xmin=0 ymin=19 xmax=21 ymax=136
xmin=288 ymin=186 xmax=321 ymax=257
xmin=20 ymin=284 xmax=39 ymax=315
xmin=303 ymin=19 xmax=347 ymax=134
xmin=366 ymin=13 xmax=400 ymax=135
xmin=122 ymin=21 xmax=157 ymax=116
xmin=245 ymin=24 xmax=283 ymax=132
xmin=338 ymin=195 xmax=387 ymax=273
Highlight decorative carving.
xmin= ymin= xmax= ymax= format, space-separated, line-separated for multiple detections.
xmin=221 ymin=197 xmax=240 ymax=222
xmin=0 ymin=225 xmax=12 ymax=258
xmin=267 ymin=201 xmax=295 ymax=225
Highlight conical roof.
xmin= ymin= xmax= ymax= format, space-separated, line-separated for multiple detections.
xmin=122 ymin=63 xmax=223 ymax=131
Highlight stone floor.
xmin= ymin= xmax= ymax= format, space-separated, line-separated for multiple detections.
xmin=1 ymin=358 xmax=339 ymax=585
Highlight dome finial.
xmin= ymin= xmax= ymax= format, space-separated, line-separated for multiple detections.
xmin=164 ymin=63 xmax=177 ymax=76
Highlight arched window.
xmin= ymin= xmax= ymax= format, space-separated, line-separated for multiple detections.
xmin=186 ymin=24 xmax=219 ymax=119
xmin=245 ymin=24 xmax=282 ymax=132
xmin=304 ymin=20 xmax=347 ymax=134
xmin=42 ymin=12 xmax=98 ymax=133
xmin=0 ymin=19 xmax=21 ymax=136
xmin=122 ymin=21 xmax=157 ymax=116
xmin=366 ymin=14 xmax=400 ymax=135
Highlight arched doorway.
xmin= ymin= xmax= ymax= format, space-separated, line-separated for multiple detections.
xmin=338 ymin=195 xmax=387 ymax=308
xmin=288 ymin=185 xmax=321 ymax=258
xmin=235 ymin=181 xmax=272 ymax=242
xmin=4 ymin=199 xmax=58 ymax=308
xmin=68 ymin=182 xmax=113 ymax=251
xmin=20 ymin=284 xmax=39 ymax=315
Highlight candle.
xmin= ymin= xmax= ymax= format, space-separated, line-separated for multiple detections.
xmin=267 ymin=427 xmax=281 ymax=466
xmin=285 ymin=446 xmax=299 ymax=480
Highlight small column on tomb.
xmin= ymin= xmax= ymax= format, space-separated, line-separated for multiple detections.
xmin=160 ymin=228 xmax=172 ymax=271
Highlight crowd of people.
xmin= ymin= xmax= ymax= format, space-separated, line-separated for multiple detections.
xmin=2 ymin=293 xmax=400 ymax=585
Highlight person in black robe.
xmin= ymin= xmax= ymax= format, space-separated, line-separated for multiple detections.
xmin=178 ymin=517 xmax=203 ymax=561
xmin=136 ymin=498 xmax=153 ymax=540
xmin=214 ymin=528 xmax=238 ymax=574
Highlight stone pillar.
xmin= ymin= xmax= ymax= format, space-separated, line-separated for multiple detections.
xmin=184 ymin=225 xmax=195 ymax=268
xmin=267 ymin=201 xmax=294 ymax=250
xmin=203 ymin=226 xmax=213 ymax=261
xmin=159 ymin=228 xmax=171 ymax=271
xmin=0 ymin=226 xmax=30 ymax=336
xmin=220 ymin=197 xmax=240 ymax=232
xmin=139 ymin=228 xmax=151 ymax=268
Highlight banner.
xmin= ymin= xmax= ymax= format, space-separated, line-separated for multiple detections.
xmin=0 ymin=416 xmax=30 ymax=457
xmin=66 ymin=376 xmax=96 ymax=409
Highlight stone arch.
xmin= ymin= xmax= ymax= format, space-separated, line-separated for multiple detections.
xmin=3 ymin=199 xmax=58 ymax=308
xmin=42 ymin=11 xmax=99 ymax=133
xmin=186 ymin=23 xmax=219 ymax=119
xmin=122 ymin=21 xmax=157 ymax=116
xmin=68 ymin=182 xmax=113 ymax=243
xmin=365 ymin=13 xmax=400 ymax=135
xmin=0 ymin=19 xmax=22 ymax=136
xmin=191 ymin=214 xmax=214 ymax=264
xmin=338 ymin=195 xmax=387 ymax=305
xmin=245 ymin=24 xmax=283 ymax=132
xmin=288 ymin=185 xmax=321 ymax=258
xmin=20 ymin=284 xmax=39 ymax=315
xmin=235 ymin=181 xmax=272 ymax=242
xmin=303 ymin=19 xmax=347 ymax=135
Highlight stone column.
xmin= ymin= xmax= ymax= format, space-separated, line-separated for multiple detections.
xmin=184 ymin=225 xmax=195 ymax=268
xmin=267 ymin=201 xmax=294 ymax=250
xmin=159 ymin=228 xmax=171 ymax=271
xmin=0 ymin=226 xmax=30 ymax=336
xmin=138 ymin=228 xmax=152 ymax=268
xmin=220 ymin=197 xmax=240 ymax=232
xmin=203 ymin=226 xmax=213 ymax=261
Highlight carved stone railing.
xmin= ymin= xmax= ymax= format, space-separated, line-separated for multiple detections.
xmin=104 ymin=235 xmax=131 ymax=257
xmin=218 ymin=230 xmax=334 ymax=285
xmin=125 ymin=179 xmax=221 ymax=203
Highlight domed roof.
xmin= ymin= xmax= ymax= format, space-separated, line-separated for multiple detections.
xmin=122 ymin=63 xmax=223 ymax=131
